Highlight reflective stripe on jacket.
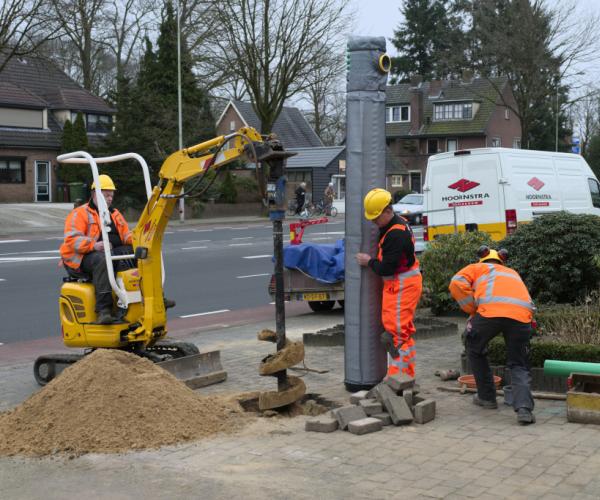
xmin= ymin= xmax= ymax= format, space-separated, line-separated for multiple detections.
xmin=60 ymin=203 xmax=132 ymax=269
xmin=449 ymin=262 xmax=534 ymax=323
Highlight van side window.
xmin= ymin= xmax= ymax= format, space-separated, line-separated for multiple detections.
xmin=588 ymin=178 xmax=600 ymax=208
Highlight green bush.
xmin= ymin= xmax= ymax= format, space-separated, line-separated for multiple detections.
xmin=234 ymin=175 xmax=261 ymax=202
xmin=488 ymin=336 xmax=600 ymax=368
xmin=219 ymin=170 xmax=238 ymax=203
xmin=420 ymin=231 xmax=493 ymax=314
xmin=501 ymin=212 xmax=600 ymax=304
xmin=534 ymin=297 xmax=600 ymax=345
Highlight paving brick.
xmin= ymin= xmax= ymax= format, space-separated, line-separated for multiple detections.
xmin=384 ymin=373 xmax=415 ymax=394
xmin=371 ymin=382 xmax=396 ymax=405
xmin=372 ymin=412 xmax=392 ymax=426
xmin=348 ymin=417 xmax=383 ymax=435
xmin=381 ymin=392 xmax=414 ymax=425
xmin=305 ymin=417 xmax=339 ymax=433
xmin=331 ymin=405 xmax=367 ymax=430
xmin=349 ymin=390 xmax=369 ymax=405
xmin=403 ymin=389 xmax=414 ymax=410
xmin=358 ymin=399 xmax=382 ymax=416
xmin=414 ymin=399 xmax=436 ymax=424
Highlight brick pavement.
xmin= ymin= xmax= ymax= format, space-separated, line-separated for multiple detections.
xmin=1 ymin=311 xmax=600 ymax=500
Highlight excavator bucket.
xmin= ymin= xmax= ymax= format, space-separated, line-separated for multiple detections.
xmin=156 ymin=350 xmax=227 ymax=389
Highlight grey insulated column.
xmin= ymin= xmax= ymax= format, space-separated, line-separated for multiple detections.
xmin=344 ymin=36 xmax=390 ymax=390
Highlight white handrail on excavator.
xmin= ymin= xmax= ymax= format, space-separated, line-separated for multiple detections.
xmin=56 ymin=151 xmax=164 ymax=307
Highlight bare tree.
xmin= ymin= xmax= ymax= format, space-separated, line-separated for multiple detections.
xmin=571 ymin=90 xmax=600 ymax=158
xmin=0 ymin=0 xmax=54 ymax=73
xmin=49 ymin=0 xmax=109 ymax=91
xmin=206 ymin=0 xmax=351 ymax=191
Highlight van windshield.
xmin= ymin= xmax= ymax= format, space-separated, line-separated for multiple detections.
xmin=400 ymin=194 xmax=423 ymax=205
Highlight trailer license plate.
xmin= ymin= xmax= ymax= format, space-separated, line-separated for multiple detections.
xmin=303 ymin=292 xmax=328 ymax=301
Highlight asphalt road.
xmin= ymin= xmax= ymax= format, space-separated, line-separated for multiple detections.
xmin=0 ymin=220 xmax=346 ymax=345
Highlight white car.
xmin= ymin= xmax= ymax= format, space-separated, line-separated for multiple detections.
xmin=392 ymin=193 xmax=424 ymax=225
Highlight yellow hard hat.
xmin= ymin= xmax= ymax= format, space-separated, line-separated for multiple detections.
xmin=364 ymin=188 xmax=392 ymax=220
xmin=91 ymin=174 xmax=116 ymax=191
xmin=477 ymin=246 xmax=508 ymax=264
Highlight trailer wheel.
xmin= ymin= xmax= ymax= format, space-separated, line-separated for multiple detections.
xmin=308 ymin=300 xmax=335 ymax=312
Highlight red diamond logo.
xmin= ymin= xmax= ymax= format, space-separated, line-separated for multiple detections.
xmin=528 ymin=177 xmax=545 ymax=191
xmin=448 ymin=178 xmax=480 ymax=192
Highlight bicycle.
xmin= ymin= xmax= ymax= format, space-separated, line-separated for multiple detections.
xmin=314 ymin=199 xmax=338 ymax=217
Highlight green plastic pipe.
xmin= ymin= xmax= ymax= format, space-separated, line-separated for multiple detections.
xmin=543 ymin=360 xmax=600 ymax=378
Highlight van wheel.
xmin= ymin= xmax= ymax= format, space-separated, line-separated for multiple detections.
xmin=308 ymin=300 xmax=335 ymax=312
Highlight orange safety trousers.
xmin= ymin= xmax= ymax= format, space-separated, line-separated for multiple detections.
xmin=382 ymin=267 xmax=423 ymax=377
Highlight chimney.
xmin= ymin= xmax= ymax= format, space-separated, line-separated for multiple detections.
xmin=461 ymin=69 xmax=474 ymax=84
xmin=410 ymin=79 xmax=423 ymax=134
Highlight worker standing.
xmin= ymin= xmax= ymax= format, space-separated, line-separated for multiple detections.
xmin=449 ymin=246 xmax=536 ymax=425
xmin=355 ymin=188 xmax=422 ymax=378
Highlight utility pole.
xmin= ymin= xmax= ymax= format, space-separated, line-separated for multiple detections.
xmin=555 ymin=85 xmax=559 ymax=152
xmin=177 ymin=0 xmax=185 ymax=222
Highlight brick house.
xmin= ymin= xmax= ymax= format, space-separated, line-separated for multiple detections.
xmin=385 ymin=74 xmax=522 ymax=194
xmin=0 ymin=54 xmax=115 ymax=202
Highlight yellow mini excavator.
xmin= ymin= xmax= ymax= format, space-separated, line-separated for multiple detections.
xmin=34 ymin=127 xmax=292 ymax=386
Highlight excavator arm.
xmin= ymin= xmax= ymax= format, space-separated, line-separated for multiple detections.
xmin=130 ymin=127 xmax=290 ymax=346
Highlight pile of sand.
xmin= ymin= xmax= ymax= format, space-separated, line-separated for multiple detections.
xmin=0 ymin=349 xmax=250 ymax=457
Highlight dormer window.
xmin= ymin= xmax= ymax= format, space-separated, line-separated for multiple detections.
xmin=70 ymin=112 xmax=113 ymax=133
xmin=433 ymin=102 xmax=473 ymax=121
xmin=386 ymin=105 xmax=410 ymax=123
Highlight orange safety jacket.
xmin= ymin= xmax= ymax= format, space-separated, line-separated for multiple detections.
xmin=60 ymin=203 xmax=132 ymax=270
xmin=449 ymin=262 xmax=534 ymax=324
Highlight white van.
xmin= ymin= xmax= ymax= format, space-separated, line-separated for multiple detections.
xmin=423 ymin=148 xmax=600 ymax=241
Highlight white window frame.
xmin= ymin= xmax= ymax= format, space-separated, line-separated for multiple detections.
xmin=433 ymin=102 xmax=473 ymax=121
xmin=491 ymin=137 xmax=501 ymax=147
xmin=513 ymin=138 xmax=521 ymax=149
xmin=447 ymin=138 xmax=458 ymax=152
xmin=505 ymin=108 xmax=510 ymax=120
xmin=390 ymin=175 xmax=403 ymax=187
xmin=34 ymin=160 xmax=52 ymax=202
xmin=386 ymin=105 xmax=410 ymax=123
xmin=409 ymin=170 xmax=422 ymax=193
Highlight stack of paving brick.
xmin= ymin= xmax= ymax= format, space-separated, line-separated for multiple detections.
xmin=306 ymin=374 xmax=436 ymax=435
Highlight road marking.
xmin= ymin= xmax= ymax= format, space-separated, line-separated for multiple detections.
xmin=232 ymin=236 xmax=253 ymax=240
xmin=0 ymin=239 xmax=29 ymax=244
xmin=230 ymin=227 xmax=249 ymax=230
xmin=236 ymin=273 xmax=270 ymax=279
xmin=187 ymin=240 xmax=211 ymax=243
xmin=228 ymin=243 xmax=253 ymax=247
xmin=269 ymin=301 xmax=290 ymax=304
xmin=243 ymin=254 xmax=271 ymax=259
xmin=309 ymin=237 xmax=335 ymax=241
xmin=311 ymin=231 xmax=344 ymax=235
xmin=45 ymin=236 xmax=64 ymax=240
xmin=0 ymin=256 xmax=60 ymax=262
xmin=0 ymin=250 xmax=60 ymax=257
xmin=0 ymin=278 xmax=5 ymax=282
xmin=192 ymin=229 xmax=213 ymax=232
xmin=180 ymin=309 xmax=230 ymax=318
xmin=181 ymin=246 xmax=208 ymax=250
xmin=164 ymin=231 xmax=174 ymax=234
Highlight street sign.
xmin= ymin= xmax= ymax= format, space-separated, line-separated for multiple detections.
xmin=572 ymin=145 xmax=580 ymax=154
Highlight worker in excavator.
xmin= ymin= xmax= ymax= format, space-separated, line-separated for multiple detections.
xmin=355 ymin=188 xmax=422 ymax=378
xmin=449 ymin=246 xmax=536 ymax=425
xmin=60 ymin=174 xmax=134 ymax=324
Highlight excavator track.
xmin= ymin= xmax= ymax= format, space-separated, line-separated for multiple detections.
xmin=33 ymin=353 xmax=84 ymax=386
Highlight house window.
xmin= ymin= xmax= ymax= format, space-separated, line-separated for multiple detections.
xmin=391 ymin=175 xmax=403 ymax=187
xmin=491 ymin=137 xmax=501 ymax=147
xmin=409 ymin=171 xmax=422 ymax=192
xmin=433 ymin=102 xmax=473 ymax=121
xmin=505 ymin=108 xmax=510 ymax=120
xmin=427 ymin=139 xmax=439 ymax=154
xmin=230 ymin=120 xmax=236 ymax=131
xmin=0 ymin=158 xmax=25 ymax=183
xmin=71 ymin=113 xmax=113 ymax=133
xmin=386 ymin=105 xmax=410 ymax=123
xmin=513 ymin=138 xmax=521 ymax=149
xmin=447 ymin=139 xmax=458 ymax=152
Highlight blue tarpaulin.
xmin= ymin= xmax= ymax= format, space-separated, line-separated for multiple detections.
xmin=282 ymin=239 xmax=345 ymax=283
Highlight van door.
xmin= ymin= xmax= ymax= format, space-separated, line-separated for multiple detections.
xmin=501 ymin=152 xmax=559 ymax=222
xmin=425 ymin=153 xmax=463 ymax=236
xmin=555 ymin=157 xmax=598 ymax=215
xmin=460 ymin=152 xmax=505 ymax=239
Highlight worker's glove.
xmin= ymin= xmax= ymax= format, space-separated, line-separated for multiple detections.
xmin=380 ymin=331 xmax=399 ymax=358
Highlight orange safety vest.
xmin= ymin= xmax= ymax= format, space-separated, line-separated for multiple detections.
xmin=449 ymin=262 xmax=534 ymax=323
xmin=60 ymin=203 xmax=132 ymax=270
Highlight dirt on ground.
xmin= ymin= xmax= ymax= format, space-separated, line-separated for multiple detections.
xmin=0 ymin=350 xmax=252 ymax=457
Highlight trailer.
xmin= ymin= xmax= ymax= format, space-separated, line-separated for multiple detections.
xmin=268 ymin=269 xmax=344 ymax=312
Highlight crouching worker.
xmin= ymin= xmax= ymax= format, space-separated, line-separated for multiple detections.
xmin=355 ymin=188 xmax=422 ymax=378
xmin=60 ymin=174 xmax=134 ymax=324
xmin=449 ymin=246 xmax=536 ymax=425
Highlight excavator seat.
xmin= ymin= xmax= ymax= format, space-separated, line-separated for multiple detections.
xmin=63 ymin=266 xmax=92 ymax=283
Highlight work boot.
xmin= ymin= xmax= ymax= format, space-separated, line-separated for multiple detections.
xmin=517 ymin=408 xmax=536 ymax=425
xmin=472 ymin=395 xmax=498 ymax=409
xmin=96 ymin=309 xmax=115 ymax=324
xmin=164 ymin=298 xmax=176 ymax=309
